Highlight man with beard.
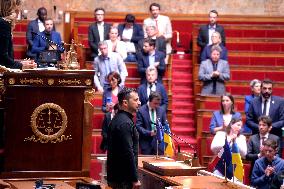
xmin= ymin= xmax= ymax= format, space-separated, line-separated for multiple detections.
xmin=31 ymin=18 xmax=64 ymax=65
xmin=246 ymin=79 xmax=284 ymax=137
xmin=107 ymin=88 xmax=141 ymax=189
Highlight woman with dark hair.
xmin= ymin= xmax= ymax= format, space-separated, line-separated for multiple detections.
xmin=102 ymin=71 xmax=123 ymax=113
xmin=0 ymin=0 xmax=36 ymax=69
xmin=211 ymin=117 xmax=247 ymax=157
xmin=209 ymin=93 xmax=242 ymax=134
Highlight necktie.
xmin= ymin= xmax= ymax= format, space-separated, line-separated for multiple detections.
xmin=261 ymin=136 xmax=266 ymax=146
xmin=155 ymin=19 xmax=159 ymax=33
xmin=149 ymin=83 xmax=153 ymax=92
xmin=151 ymin=109 xmax=155 ymax=131
xmin=262 ymin=99 xmax=268 ymax=115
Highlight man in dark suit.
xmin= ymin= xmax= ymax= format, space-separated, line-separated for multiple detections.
xmin=31 ymin=18 xmax=64 ymax=65
xmin=197 ymin=10 xmax=225 ymax=52
xmin=26 ymin=7 xmax=52 ymax=59
xmin=246 ymin=79 xmax=284 ymax=137
xmin=137 ymin=38 xmax=166 ymax=84
xmin=137 ymin=66 xmax=168 ymax=113
xmin=137 ymin=25 xmax=166 ymax=56
xmin=118 ymin=14 xmax=144 ymax=62
xmin=88 ymin=8 xmax=111 ymax=59
xmin=136 ymin=91 xmax=167 ymax=155
xmin=246 ymin=115 xmax=281 ymax=177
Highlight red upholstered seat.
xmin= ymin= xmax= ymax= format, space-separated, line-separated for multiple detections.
xmin=92 ymin=113 xmax=104 ymax=129
xmin=90 ymin=159 xmax=102 ymax=180
xmin=91 ymin=135 xmax=105 ymax=154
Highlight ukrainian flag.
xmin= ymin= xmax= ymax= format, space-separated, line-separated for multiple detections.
xmin=232 ymin=142 xmax=244 ymax=182
xmin=164 ymin=122 xmax=174 ymax=157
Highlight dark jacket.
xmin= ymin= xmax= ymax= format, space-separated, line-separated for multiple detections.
xmin=100 ymin=112 xmax=112 ymax=151
xmin=107 ymin=110 xmax=139 ymax=183
xmin=0 ymin=18 xmax=22 ymax=69
xmin=118 ymin=23 xmax=144 ymax=51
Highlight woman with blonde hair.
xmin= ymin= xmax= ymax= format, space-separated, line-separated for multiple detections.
xmin=0 ymin=0 xmax=36 ymax=69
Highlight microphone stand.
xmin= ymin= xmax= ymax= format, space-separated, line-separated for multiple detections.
xmin=31 ymin=32 xmax=64 ymax=51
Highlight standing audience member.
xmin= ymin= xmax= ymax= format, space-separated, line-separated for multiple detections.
xmin=100 ymin=103 xmax=119 ymax=152
xmin=107 ymin=88 xmax=141 ymax=189
xmin=198 ymin=45 xmax=230 ymax=95
xmin=209 ymin=93 xmax=242 ymax=134
xmin=31 ymin=18 xmax=64 ymax=65
xmin=246 ymin=79 xmax=284 ymax=137
xmin=137 ymin=38 xmax=166 ymax=84
xmin=251 ymin=139 xmax=284 ymax=189
xmin=200 ymin=31 xmax=228 ymax=62
xmin=0 ymin=0 xmax=36 ymax=69
xmin=105 ymin=26 xmax=127 ymax=60
xmin=243 ymin=79 xmax=261 ymax=133
xmin=26 ymin=7 xmax=53 ymax=59
xmin=246 ymin=116 xmax=281 ymax=177
xmin=93 ymin=41 xmax=128 ymax=93
xmin=88 ymin=8 xmax=111 ymax=59
xmin=118 ymin=14 xmax=144 ymax=62
xmin=197 ymin=10 xmax=225 ymax=53
xmin=136 ymin=92 xmax=167 ymax=155
xmin=144 ymin=3 xmax=172 ymax=62
xmin=137 ymin=66 xmax=168 ymax=113
xmin=102 ymin=71 xmax=122 ymax=113
xmin=138 ymin=25 xmax=166 ymax=56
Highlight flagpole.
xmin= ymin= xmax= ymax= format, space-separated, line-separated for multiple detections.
xmin=156 ymin=139 xmax=159 ymax=159
xmin=224 ymin=161 xmax=228 ymax=183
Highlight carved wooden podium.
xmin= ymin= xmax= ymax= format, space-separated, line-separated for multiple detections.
xmin=0 ymin=70 xmax=95 ymax=178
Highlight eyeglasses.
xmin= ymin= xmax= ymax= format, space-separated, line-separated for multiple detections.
xmin=96 ymin=14 xmax=104 ymax=16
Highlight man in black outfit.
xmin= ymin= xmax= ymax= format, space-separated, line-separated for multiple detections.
xmin=107 ymin=88 xmax=141 ymax=189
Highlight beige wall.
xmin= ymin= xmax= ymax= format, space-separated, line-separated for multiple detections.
xmin=21 ymin=0 xmax=284 ymax=20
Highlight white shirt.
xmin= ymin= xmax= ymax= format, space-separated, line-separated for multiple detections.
xmin=148 ymin=51 xmax=156 ymax=67
xmin=208 ymin=24 xmax=216 ymax=45
xmin=261 ymin=96 xmax=271 ymax=116
xmin=122 ymin=27 xmax=136 ymax=53
xmin=37 ymin=19 xmax=45 ymax=32
xmin=97 ymin=22 xmax=105 ymax=42
xmin=259 ymin=133 xmax=269 ymax=146
xmin=147 ymin=82 xmax=157 ymax=97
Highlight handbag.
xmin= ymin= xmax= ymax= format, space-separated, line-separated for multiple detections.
xmin=38 ymin=50 xmax=60 ymax=63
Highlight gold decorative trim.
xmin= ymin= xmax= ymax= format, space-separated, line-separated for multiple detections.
xmin=8 ymin=78 xmax=15 ymax=85
xmin=58 ymin=79 xmax=81 ymax=85
xmin=48 ymin=79 xmax=55 ymax=85
xmin=85 ymin=79 xmax=92 ymax=86
xmin=20 ymin=78 xmax=44 ymax=85
xmin=25 ymin=103 xmax=71 ymax=143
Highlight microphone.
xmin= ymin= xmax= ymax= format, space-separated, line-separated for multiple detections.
xmin=31 ymin=32 xmax=65 ymax=51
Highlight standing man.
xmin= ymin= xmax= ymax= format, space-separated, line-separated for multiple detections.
xmin=88 ymin=8 xmax=111 ymax=59
xmin=246 ymin=79 xmax=284 ymax=137
xmin=136 ymin=92 xmax=167 ymax=155
xmin=198 ymin=45 xmax=230 ymax=95
xmin=144 ymin=3 xmax=172 ymax=62
xmin=137 ymin=38 xmax=166 ymax=84
xmin=251 ymin=139 xmax=284 ymax=189
xmin=94 ymin=41 xmax=128 ymax=93
xmin=26 ymin=7 xmax=51 ymax=59
xmin=197 ymin=10 xmax=225 ymax=53
xmin=107 ymin=88 xmax=141 ymax=189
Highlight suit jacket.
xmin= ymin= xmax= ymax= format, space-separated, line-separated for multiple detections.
xmin=31 ymin=31 xmax=64 ymax=63
xmin=209 ymin=111 xmax=242 ymax=134
xmin=136 ymin=104 xmax=166 ymax=154
xmin=118 ymin=23 xmax=144 ymax=50
xmin=26 ymin=19 xmax=55 ymax=58
xmin=137 ymin=37 xmax=166 ymax=57
xmin=200 ymin=44 xmax=228 ymax=62
xmin=198 ymin=59 xmax=230 ymax=95
xmin=88 ymin=22 xmax=111 ymax=58
xmin=246 ymin=133 xmax=281 ymax=162
xmin=246 ymin=95 xmax=284 ymax=136
xmin=137 ymin=50 xmax=166 ymax=84
xmin=197 ymin=24 xmax=226 ymax=50
xmin=137 ymin=82 xmax=168 ymax=112
xmin=0 ymin=18 xmax=22 ymax=69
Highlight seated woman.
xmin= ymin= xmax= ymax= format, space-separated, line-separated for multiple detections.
xmin=243 ymin=79 xmax=261 ymax=133
xmin=200 ymin=31 xmax=228 ymax=62
xmin=209 ymin=93 xmax=242 ymax=134
xmin=210 ymin=117 xmax=247 ymax=177
xmin=102 ymin=71 xmax=122 ymax=113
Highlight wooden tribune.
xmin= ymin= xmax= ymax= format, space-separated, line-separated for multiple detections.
xmin=1 ymin=70 xmax=95 ymax=178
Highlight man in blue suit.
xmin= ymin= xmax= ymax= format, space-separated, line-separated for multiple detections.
xmin=246 ymin=79 xmax=284 ymax=137
xmin=118 ymin=14 xmax=144 ymax=62
xmin=137 ymin=66 xmax=168 ymax=113
xmin=31 ymin=18 xmax=64 ymax=65
xmin=26 ymin=7 xmax=55 ymax=59
xmin=137 ymin=38 xmax=166 ymax=84
xmin=136 ymin=91 xmax=167 ymax=155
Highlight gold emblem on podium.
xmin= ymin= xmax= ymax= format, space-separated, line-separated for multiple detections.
xmin=24 ymin=103 xmax=72 ymax=143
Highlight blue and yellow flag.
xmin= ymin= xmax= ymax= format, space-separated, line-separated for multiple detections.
xmin=164 ymin=122 xmax=174 ymax=157
xmin=232 ymin=142 xmax=244 ymax=182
